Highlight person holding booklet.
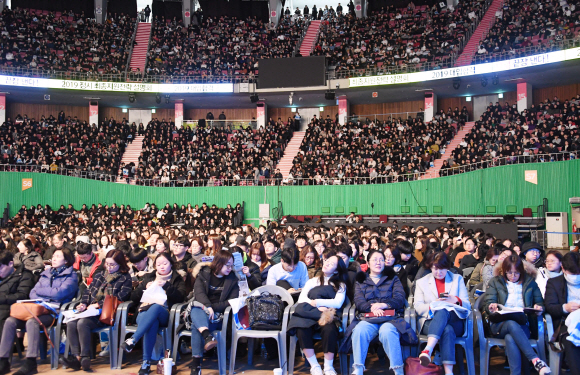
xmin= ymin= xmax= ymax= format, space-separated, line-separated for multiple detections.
xmin=288 ymin=253 xmax=349 ymax=375
xmin=482 ymin=255 xmax=550 ymax=375
xmin=186 ymin=250 xmax=239 ymax=375
xmin=60 ymin=249 xmax=132 ymax=372
xmin=414 ymin=252 xmax=470 ymax=375
xmin=121 ymin=252 xmax=187 ymax=375
xmin=0 ymin=248 xmax=78 ymax=375
xmin=349 ymin=250 xmax=407 ymax=375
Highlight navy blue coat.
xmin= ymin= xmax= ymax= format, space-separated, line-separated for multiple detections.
xmin=353 ymin=267 xmax=406 ymax=315
xmin=30 ymin=266 xmax=79 ymax=305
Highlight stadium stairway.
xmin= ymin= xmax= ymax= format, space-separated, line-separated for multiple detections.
xmin=276 ymin=131 xmax=306 ymax=178
xmin=299 ymin=20 xmax=321 ymax=56
xmin=116 ymin=135 xmax=144 ymax=184
xmin=454 ymin=0 xmax=503 ymax=66
xmin=129 ymin=22 xmax=152 ymax=74
xmin=419 ymin=121 xmax=475 ymax=179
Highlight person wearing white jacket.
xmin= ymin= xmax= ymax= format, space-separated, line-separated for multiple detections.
xmin=414 ymin=252 xmax=470 ymax=375
xmin=293 ymin=255 xmax=348 ymax=375
xmin=535 ymin=250 xmax=563 ymax=297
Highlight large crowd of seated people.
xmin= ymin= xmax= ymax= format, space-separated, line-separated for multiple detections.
xmin=145 ymin=14 xmax=305 ymax=78
xmin=288 ymin=114 xmax=457 ymax=184
xmin=133 ymin=117 xmax=294 ymax=186
xmin=0 ymin=113 xmax=133 ymax=179
xmin=441 ymin=94 xmax=580 ymax=175
xmin=0 ymin=8 xmax=135 ymax=77
xmin=474 ymin=0 xmax=580 ymax=62
xmin=0 ymin=205 xmax=568 ymax=375
xmin=312 ymin=0 xmax=487 ymax=75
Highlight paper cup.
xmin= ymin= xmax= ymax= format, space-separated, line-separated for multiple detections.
xmin=163 ymin=358 xmax=173 ymax=375
xmin=273 ymin=368 xmax=283 ymax=375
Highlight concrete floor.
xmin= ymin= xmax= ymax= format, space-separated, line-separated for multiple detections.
xmin=8 ymin=342 xmax=520 ymax=375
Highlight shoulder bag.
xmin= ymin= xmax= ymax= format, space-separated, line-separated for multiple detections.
xmin=10 ymin=302 xmax=56 ymax=349
xmin=404 ymin=357 xmax=443 ymax=375
xmin=100 ymin=289 xmax=121 ymax=326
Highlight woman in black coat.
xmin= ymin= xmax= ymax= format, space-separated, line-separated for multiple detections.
xmin=122 ymin=252 xmax=187 ymax=374
xmin=189 ymin=250 xmax=239 ymax=374
xmin=545 ymin=252 xmax=580 ymax=374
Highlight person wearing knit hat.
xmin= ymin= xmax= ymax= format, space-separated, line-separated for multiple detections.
xmin=520 ymin=241 xmax=546 ymax=269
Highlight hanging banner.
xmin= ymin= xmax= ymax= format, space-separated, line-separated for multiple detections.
xmin=175 ymin=103 xmax=184 ymax=127
xmin=89 ymin=102 xmax=98 ymax=125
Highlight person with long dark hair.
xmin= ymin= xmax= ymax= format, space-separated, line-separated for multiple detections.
xmin=289 ymin=254 xmax=349 ymax=375
xmin=187 ymin=250 xmax=239 ymax=375
xmin=60 ymin=249 xmax=132 ymax=372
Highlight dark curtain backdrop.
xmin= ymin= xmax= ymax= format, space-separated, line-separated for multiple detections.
xmin=12 ymin=0 xmax=93 ymax=16
xmin=152 ymin=0 xmax=182 ymax=22
xmin=107 ymin=0 xmax=137 ymax=18
xmin=198 ymin=0 xmax=269 ymax=22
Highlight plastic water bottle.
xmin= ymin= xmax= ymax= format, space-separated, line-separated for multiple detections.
xmin=261 ymin=343 xmax=267 ymax=358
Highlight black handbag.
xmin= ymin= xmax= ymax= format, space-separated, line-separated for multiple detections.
xmin=549 ymin=321 xmax=567 ymax=353
xmin=483 ymin=311 xmax=528 ymax=336
xmin=247 ymin=292 xmax=285 ymax=330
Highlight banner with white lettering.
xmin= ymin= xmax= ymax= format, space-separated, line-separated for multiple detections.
xmin=175 ymin=103 xmax=184 ymax=127
xmin=89 ymin=102 xmax=98 ymax=126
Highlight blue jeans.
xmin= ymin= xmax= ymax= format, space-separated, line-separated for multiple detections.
xmin=133 ymin=304 xmax=169 ymax=361
xmin=421 ymin=309 xmax=464 ymax=365
xmin=352 ymin=321 xmax=404 ymax=370
xmin=492 ymin=320 xmax=535 ymax=375
xmin=190 ymin=307 xmax=221 ymax=357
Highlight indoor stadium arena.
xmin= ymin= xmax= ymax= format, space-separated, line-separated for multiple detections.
xmin=0 ymin=0 xmax=579 ymax=374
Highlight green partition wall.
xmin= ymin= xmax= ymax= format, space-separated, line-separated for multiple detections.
xmin=2 ymin=160 xmax=579 ymax=221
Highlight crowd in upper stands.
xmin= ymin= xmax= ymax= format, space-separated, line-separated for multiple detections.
xmin=145 ymin=13 xmax=305 ymax=78
xmin=1 ymin=205 xmax=571 ymax=375
xmin=310 ymin=0 xmax=487 ymax=74
xmin=0 ymin=0 xmax=578 ymax=80
xmin=0 ymin=8 xmax=135 ymax=76
xmin=0 ymin=112 xmax=132 ymax=179
xmin=441 ymin=94 xmax=580 ymax=175
xmin=288 ymin=113 xmax=458 ymax=184
xmin=475 ymin=0 xmax=580 ymax=62
xmin=132 ymin=117 xmax=294 ymax=186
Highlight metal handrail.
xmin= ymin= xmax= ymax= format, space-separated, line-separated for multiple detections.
xmin=0 ymin=151 xmax=574 ymax=187
xmin=347 ymin=111 xmax=422 ymax=122
xmin=0 ymin=33 xmax=577 ymax=83
xmin=124 ymin=17 xmax=140 ymax=79
xmin=182 ymin=119 xmax=258 ymax=129
xmin=293 ymin=18 xmax=311 ymax=57
xmin=470 ymin=37 xmax=580 ymax=65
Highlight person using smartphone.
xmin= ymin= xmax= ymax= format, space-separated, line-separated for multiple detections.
xmin=414 ymin=252 xmax=470 ymax=375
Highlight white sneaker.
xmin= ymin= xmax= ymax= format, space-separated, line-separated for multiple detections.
xmin=324 ymin=369 xmax=337 ymax=375
xmin=310 ymin=366 xmax=324 ymax=375
xmin=351 ymin=364 xmax=364 ymax=375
